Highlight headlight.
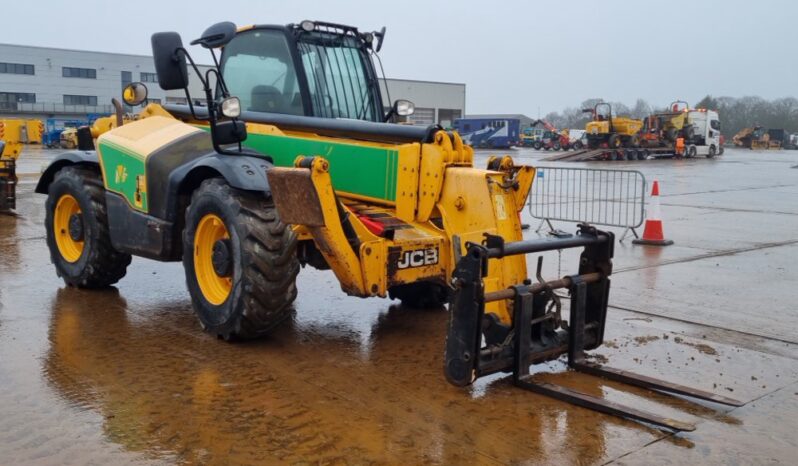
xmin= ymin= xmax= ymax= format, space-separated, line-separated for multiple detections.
xmin=394 ymin=99 xmax=415 ymax=117
xmin=220 ymin=96 xmax=241 ymax=118
xmin=300 ymin=20 xmax=315 ymax=32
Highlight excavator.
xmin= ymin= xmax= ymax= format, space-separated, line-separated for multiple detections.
xmin=35 ymin=20 xmax=741 ymax=431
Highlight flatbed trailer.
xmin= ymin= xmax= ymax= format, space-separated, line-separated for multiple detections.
xmin=541 ymin=143 xmax=720 ymax=162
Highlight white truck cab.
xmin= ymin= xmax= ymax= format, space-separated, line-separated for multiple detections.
xmin=685 ymin=109 xmax=722 ymax=158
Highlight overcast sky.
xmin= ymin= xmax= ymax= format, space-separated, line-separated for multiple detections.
xmin=4 ymin=0 xmax=795 ymax=114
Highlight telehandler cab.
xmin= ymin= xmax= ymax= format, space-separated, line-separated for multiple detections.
xmin=37 ymin=20 xmax=741 ymax=431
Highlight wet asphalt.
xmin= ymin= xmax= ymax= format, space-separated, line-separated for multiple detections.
xmin=1 ymin=146 xmax=797 ymax=465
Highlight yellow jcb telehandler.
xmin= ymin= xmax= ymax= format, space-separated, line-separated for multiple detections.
xmin=36 ymin=20 xmax=741 ymax=431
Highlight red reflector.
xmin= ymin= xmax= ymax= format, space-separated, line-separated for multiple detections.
xmin=357 ymin=215 xmax=385 ymax=236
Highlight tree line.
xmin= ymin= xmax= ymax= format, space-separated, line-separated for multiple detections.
xmin=540 ymin=96 xmax=798 ymax=137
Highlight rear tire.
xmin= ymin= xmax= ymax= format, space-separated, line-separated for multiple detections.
xmin=183 ymin=178 xmax=299 ymax=340
xmin=389 ymin=282 xmax=448 ymax=309
xmin=533 ymin=141 xmax=542 ymax=150
xmin=608 ymin=134 xmax=622 ymax=149
xmin=45 ymin=166 xmax=131 ymax=287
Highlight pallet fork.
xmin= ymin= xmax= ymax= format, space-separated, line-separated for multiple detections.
xmin=445 ymin=224 xmax=742 ymax=431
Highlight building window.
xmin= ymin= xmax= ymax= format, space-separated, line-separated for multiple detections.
xmin=0 ymin=62 xmax=34 ymax=75
xmin=62 ymin=67 xmax=97 ymax=79
xmin=0 ymin=92 xmax=36 ymax=110
xmin=140 ymin=72 xmax=158 ymax=83
xmin=145 ymin=98 xmax=161 ymax=104
xmin=64 ymin=95 xmax=98 ymax=106
xmin=409 ymin=107 xmax=435 ymax=125
xmin=121 ymin=71 xmax=132 ymax=87
xmin=165 ymin=96 xmax=188 ymax=105
xmin=438 ymin=109 xmax=462 ymax=127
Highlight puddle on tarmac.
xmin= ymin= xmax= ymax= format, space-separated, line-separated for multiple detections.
xmin=2 ymin=174 xmax=798 ymax=464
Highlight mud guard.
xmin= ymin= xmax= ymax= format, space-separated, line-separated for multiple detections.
xmin=35 ymin=151 xmax=99 ymax=194
xmin=179 ymin=153 xmax=273 ymax=195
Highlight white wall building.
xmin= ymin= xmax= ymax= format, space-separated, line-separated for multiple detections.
xmin=0 ymin=43 xmax=465 ymax=127
xmin=380 ymin=78 xmax=465 ymax=127
xmin=0 ymin=43 xmax=209 ymax=120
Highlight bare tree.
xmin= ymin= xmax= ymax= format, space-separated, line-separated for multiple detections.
xmin=543 ymin=95 xmax=798 ymax=136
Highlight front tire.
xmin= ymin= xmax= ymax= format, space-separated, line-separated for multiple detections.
xmin=183 ymin=179 xmax=299 ymax=340
xmin=45 ymin=166 xmax=131 ymax=287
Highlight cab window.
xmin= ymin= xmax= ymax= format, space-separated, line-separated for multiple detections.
xmin=220 ymin=30 xmax=304 ymax=116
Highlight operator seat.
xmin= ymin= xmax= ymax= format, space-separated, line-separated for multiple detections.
xmin=250 ymin=85 xmax=286 ymax=113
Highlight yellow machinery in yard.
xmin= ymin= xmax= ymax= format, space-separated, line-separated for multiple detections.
xmin=26 ymin=119 xmax=44 ymax=144
xmin=0 ymin=120 xmax=25 ymax=211
xmin=584 ymin=102 xmax=643 ymax=149
xmin=733 ymin=126 xmax=782 ymax=150
xmin=35 ymin=20 xmax=742 ymax=431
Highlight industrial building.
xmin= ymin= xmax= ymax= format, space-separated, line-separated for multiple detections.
xmin=0 ymin=43 xmax=465 ymax=125
xmin=380 ymin=78 xmax=465 ymax=127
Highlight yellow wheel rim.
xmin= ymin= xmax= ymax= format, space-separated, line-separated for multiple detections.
xmin=54 ymin=194 xmax=84 ymax=263
xmin=194 ymin=214 xmax=232 ymax=305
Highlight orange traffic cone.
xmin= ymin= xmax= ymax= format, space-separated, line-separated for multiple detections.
xmin=633 ymin=180 xmax=674 ymax=246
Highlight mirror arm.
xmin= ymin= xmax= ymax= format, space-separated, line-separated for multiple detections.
xmin=208 ymin=50 xmax=230 ymax=97
xmin=174 ymin=48 xmax=210 ymax=122
xmin=383 ymin=106 xmax=395 ymax=122
xmin=111 ymin=98 xmax=124 ymax=127
xmin=183 ymin=89 xmax=204 ymax=122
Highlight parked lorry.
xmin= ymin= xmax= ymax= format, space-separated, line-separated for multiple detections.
xmin=640 ymin=107 xmax=722 ymax=157
xmin=453 ymin=117 xmax=520 ymax=148
xmin=784 ymin=133 xmax=798 ymax=150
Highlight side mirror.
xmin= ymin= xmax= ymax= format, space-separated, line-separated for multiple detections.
xmin=122 ymin=82 xmax=148 ymax=106
xmin=374 ymin=26 xmax=387 ymax=52
xmin=394 ymin=99 xmax=415 ymax=117
xmin=0 ymin=140 xmax=5 ymax=156
xmin=212 ymin=120 xmax=247 ymax=146
xmin=191 ymin=22 xmax=237 ymax=49
xmin=151 ymin=32 xmax=189 ymax=90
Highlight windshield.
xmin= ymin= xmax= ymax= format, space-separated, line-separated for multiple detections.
xmin=296 ymin=31 xmax=381 ymax=121
xmin=220 ymin=29 xmax=304 ymax=115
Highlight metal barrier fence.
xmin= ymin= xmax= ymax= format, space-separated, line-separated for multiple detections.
xmin=528 ymin=166 xmax=646 ymax=240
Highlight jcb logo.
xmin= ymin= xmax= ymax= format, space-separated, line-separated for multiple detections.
xmin=397 ymin=247 xmax=439 ymax=269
